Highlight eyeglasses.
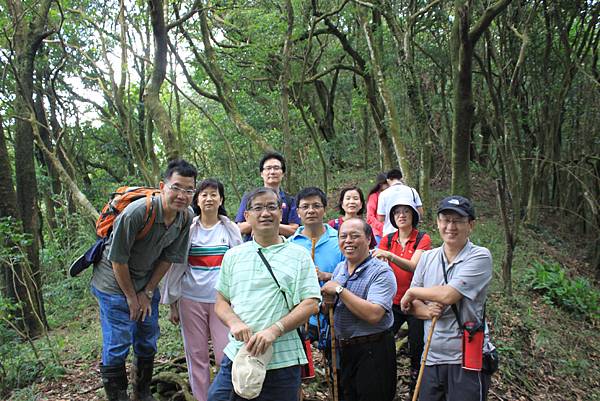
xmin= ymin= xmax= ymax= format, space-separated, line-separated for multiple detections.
xmin=167 ymin=183 xmax=195 ymax=196
xmin=263 ymin=166 xmax=283 ymax=172
xmin=438 ymin=217 xmax=469 ymax=226
xmin=248 ymin=203 xmax=280 ymax=213
xmin=393 ymin=208 xmax=412 ymax=216
xmin=298 ymin=203 xmax=324 ymax=211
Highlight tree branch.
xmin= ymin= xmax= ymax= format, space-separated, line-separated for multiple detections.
xmin=469 ymin=0 xmax=513 ymax=44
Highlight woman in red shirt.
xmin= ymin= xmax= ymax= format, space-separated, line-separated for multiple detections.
xmin=372 ymin=198 xmax=431 ymax=396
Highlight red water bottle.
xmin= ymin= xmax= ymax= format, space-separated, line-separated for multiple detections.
xmin=462 ymin=321 xmax=484 ymax=371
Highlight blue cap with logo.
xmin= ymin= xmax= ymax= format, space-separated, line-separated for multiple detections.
xmin=437 ymin=196 xmax=475 ymax=220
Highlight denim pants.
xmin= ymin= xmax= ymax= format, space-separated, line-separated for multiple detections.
xmin=92 ymin=285 xmax=160 ymax=366
xmin=207 ymin=355 xmax=301 ymax=401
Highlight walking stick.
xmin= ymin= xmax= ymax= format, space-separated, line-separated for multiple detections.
xmin=310 ymin=239 xmax=332 ymax=393
xmin=329 ymin=306 xmax=339 ymax=401
xmin=412 ymin=316 xmax=438 ymax=401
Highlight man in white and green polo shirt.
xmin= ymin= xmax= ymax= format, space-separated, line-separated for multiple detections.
xmin=208 ymin=187 xmax=321 ymax=401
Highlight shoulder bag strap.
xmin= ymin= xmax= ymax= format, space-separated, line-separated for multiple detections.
xmin=257 ymin=249 xmax=305 ymax=343
xmin=441 ymin=253 xmax=464 ymax=329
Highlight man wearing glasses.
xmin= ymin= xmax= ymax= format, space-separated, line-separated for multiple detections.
xmin=209 ymin=187 xmax=321 ymax=400
xmin=400 ymin=196 xmax=493 ymax=401
xmin=91 ymin=159 xmax=197 ymax=401
xmin=235 ymin=151 xmax=301 ymax=240
xmin=289 ymin=186 xmax=344 ymax=344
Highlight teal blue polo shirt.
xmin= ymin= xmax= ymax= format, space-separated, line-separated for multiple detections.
xmin=289 ymin=224 xmax=344 ymax=326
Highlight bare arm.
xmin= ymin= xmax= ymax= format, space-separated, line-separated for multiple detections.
xmin=322 ymin=281 xmax=385 ymax=325
xmin=215 ymin=292 xmax=253 ymax=342
xmin=112 ymin=262 xmax=141 ymax=321
xmin=407 ymin=300 xmax=443 ymax=320
xmin=372 ymin=248 xmax=425 ymax=273
xmin=237 ymin=221 xmax=252 ymax=235
xmin=278 ymin=223 xmax=299 ymax=237
xmin=246 ymin=297 xmax=319 ymax=356
xmin=400 ymin=285 xmax=463 ymax=312
xmin=377 ymin=214 xmax=385 ymax=223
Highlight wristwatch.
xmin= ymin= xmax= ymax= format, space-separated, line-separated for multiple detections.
xmin=143 ymin=288 xmax=154 ymax=299
xmin=335 ymin=285 xmax=344 ymax=295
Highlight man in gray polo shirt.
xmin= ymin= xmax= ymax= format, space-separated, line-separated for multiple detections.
xmin=91 ymin=159 xmax=197 ymax=401
xmin=401 ymin=196 xmax=492 ymax=401
xmin=322 ymin=218 xmax=397 ymax=401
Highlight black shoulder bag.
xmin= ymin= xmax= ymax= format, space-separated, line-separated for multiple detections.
xmin=441 ymin=254 xmax=499 ymax=375
xmin=257 ymin=249 xmax=314 ymax=379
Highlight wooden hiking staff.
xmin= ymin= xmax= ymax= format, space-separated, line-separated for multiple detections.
xmin=329 ymin=306 xmax=339 ymax=401
xmin=412 ymin=316 xmax=438 ymax=401
xmin=310 ymin=239 xmax=332 ymax=394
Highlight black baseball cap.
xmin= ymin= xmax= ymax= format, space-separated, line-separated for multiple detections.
xmin=437 ymin=196 xmax=475 ymax=220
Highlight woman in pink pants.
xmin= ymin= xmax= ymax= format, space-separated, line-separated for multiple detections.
xmin=162 ymin=179 xmax=242 ymax=401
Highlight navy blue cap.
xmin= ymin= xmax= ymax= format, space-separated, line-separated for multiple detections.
xmin=437 ymin=196 xmax=475 ymax=220
xmin=69 ymin=238 xmax=106 ymax=277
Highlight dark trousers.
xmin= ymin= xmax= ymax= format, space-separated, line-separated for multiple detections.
xmin=339 ymin=331 xmax=397 ymax=401
xmin=392 ymin=304 xmax=424 ymax=371
xmin=419 ymin=364 xmax=491 ymax=401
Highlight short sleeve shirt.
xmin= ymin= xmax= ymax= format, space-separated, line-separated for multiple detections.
xmin=234 ymin=189 xmax=300 ymax=234
xmin=216 ymin=240 xmax=321 ymax=370
xmin=288 ymin=224 xmax=345 ymax=326
xmin=376 ymin=184 xmax=422 ymax=236
xmin=410 ymin=241 xmax=492 ymax=365
xmin=181 ymin=220 xmax=232 ymax=303
xmin=91 ymin=196 xmax=192 ymax=294
xmin=378 ymin=228 xmax=432 ymax=304
xmin=331 ymin=256 xmax=397 ymax=339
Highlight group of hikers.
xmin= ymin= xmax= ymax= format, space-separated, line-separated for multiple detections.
xmin=88 ymin=151 xmax=496 ymax=401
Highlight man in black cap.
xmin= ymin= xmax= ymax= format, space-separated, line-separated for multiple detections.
xmin=400 ymin=196 xmax=494 ymax=401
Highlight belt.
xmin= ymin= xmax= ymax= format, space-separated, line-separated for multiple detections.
xmin=338 ymin=330 xmax=390 ymax=348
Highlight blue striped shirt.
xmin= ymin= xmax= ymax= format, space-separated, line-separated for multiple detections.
xmin=331 ymin=256 xmax=396 ymax=339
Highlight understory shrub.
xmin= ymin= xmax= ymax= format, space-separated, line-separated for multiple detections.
xmin=527 ymin=260 xmax=600 ymax=322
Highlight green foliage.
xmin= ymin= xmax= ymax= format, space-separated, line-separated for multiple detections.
xmin=527 ymin=260 xmax=600 ymax=321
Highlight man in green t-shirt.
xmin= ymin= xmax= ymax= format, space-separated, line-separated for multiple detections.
xmin=208 ymin=187 xmax=321 ymax=401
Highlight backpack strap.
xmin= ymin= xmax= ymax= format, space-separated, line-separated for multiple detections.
xmin=135 ymin=195 xmax=158 ymax=240
xmin=386 ymin=232 xmax=394 ymax=248
xmin=334 ymin=218 xmax=340 ymax=231
xmin=413 ymin=230 xmax=425 ymax=251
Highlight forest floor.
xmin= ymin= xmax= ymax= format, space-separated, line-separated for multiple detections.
xmin=5 ymin=171 xmax=600 ymax=401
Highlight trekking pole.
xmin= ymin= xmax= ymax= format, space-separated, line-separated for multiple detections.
xmin=412 ymin=316 xmax=438 ymax=401
xmin=329 ymin=306 xmax=338 ymax=401
xmin=310 ymin=239 xmax=332 ymax=394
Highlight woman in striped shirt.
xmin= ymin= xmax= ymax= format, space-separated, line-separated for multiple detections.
xmin=162 ymin=178 xmax=242 ymax=401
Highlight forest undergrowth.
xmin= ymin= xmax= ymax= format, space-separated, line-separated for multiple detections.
xmin=2 ymin=169 xmax=599 ymax=401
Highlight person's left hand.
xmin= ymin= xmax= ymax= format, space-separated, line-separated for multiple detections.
xmin=246 ymin=326 xmax=279 ymax=356
xmin=136 ymin=291 xmax=152 ymax=321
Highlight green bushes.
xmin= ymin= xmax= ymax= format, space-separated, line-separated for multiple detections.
xmin=527 ymin=260 xmax=600 ymax=322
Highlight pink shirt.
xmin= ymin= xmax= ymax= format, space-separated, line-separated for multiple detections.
xmin=367 ymin=192 xmax=384 ymax=237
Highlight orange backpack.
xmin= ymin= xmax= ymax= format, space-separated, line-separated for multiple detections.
xmin=95 ymin=186 xmax=161 ymax=240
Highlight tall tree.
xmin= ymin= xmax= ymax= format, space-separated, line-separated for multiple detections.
xmin=4 ymin=0 xmax=56 ymax=338
xmin=450 ymin=0 xmax=512 ymax=197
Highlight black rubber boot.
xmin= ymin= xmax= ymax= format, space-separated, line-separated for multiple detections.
xmin=100 ymin=363 xmax=129 ymax=401
xmin=131 ymin=355 xmax=157 ymax=401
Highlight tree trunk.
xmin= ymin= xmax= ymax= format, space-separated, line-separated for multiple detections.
xmin=450 ymin=0 xmax=512 ymax=197
xmin=145 ymin=0 xmax=180 ymax=162
xmin=280 ymin=0 xmax=295 ymax=192
xmin=6 ymin=0 xmax=55 ymax=338
xmin=359 ymin=7 xmax=412 ymax=183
